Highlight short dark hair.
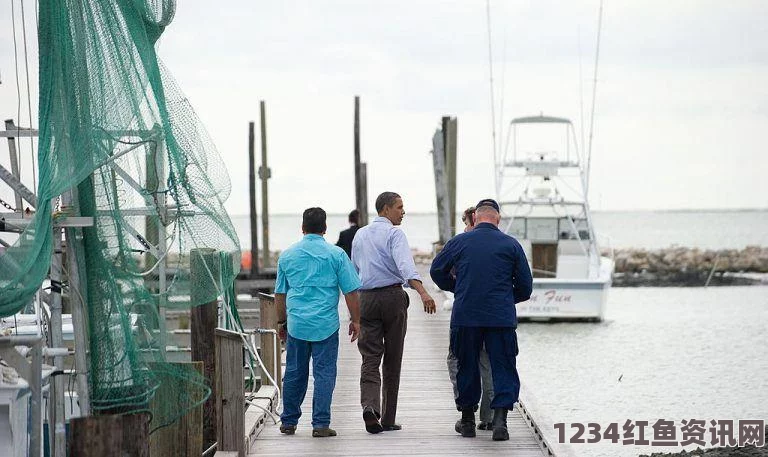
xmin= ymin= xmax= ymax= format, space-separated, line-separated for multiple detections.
xmin=302 ymin=207 xmax=327 ymax=234
xmin=348 ymin=209 xmax=360 ymax=224
xmin=375 ymin=192 xmax=401 ymax=213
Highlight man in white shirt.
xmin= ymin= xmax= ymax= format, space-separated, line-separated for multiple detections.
xmin=351 ymin=191 xmax=436 ymax=433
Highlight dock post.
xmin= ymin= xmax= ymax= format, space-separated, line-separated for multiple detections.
xmin=149 ymin=361 xmax=204 ymax=457
xmin=258 ymin=293 xmax=282 ymax=389
xmin=190 ymin=248 xmax=220 ymax=451
xmin=215 ymin=329 xmax=245 ymax=456
xmin=259 ymin=101 xmax=272 ymax=269
xmin=442 ymin=116 xmax=458 ymax=237
xmin=68 ymin=413 xmax=150 ymax=456
xmin=248 ymin=121 xmax=259 ymax=277
xmin=353 ymin=96 xmax=369 ymax=226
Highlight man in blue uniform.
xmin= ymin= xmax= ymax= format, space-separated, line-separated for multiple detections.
xmin=430 ymin=198 xmax=532 ymax=441
xmin=275 ymin=207 xmax=362 ymax=437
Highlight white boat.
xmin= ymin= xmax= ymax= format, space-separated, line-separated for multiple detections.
xmin=496 ymin=114 xmax=613 ymax=322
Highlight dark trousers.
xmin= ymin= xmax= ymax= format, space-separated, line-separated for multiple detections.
xmin=357 ymin=286 xmax=409 ymax=425
xmin=450 ymin=326 xmax=520 ymax=411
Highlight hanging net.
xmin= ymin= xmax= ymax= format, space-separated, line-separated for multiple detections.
xmin=0 ymin=0 xmax=241 ymax=429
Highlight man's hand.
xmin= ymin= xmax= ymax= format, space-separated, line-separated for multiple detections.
xmin=348 ymin=321 xmax=360 ymax=342
xmin=278 ymin=321 xmax=287 ymax=344
xmin=420 ymin=292 xmax=436 ymax=314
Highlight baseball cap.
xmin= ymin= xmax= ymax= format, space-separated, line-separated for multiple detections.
xmin=475 ymin=198 xmax=500 ymax=212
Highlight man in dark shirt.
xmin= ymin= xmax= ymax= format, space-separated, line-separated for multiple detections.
xmin=430 ymin=198 xmax=533 ymax=441
xmin=335 ymin=209 xmax=360 ymax=258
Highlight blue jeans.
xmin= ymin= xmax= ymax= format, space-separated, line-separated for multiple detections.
xmin=281 ymin=330 xmax=339 ymax=428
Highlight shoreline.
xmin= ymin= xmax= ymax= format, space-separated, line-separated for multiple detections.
xmin=236 ymin=245 xmax=768 ymax=288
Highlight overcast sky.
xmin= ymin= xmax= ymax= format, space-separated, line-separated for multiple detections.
xmin=1 ymin=0 xmax=767 ymax=214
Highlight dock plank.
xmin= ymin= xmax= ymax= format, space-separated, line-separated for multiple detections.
xmin=249 ymin=285 xmax=549 ymax=456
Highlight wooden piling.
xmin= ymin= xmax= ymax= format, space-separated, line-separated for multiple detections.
xmin=215 ymin=329 xmax=245 ymax=457
xmin=259 ymin=101 xmax=271 ymax=269
xmin=68 ymin=413 xmax=150 ymax=457
xmin=353 ymin=96 xmax=369 ymax=226
xmin=442 ymin=116 xmax=458 ymax=237
xmin=258 ymin=293 xmax=282 ymax=389
xmin=149 ymin=362 xmax=204 ymax=457
xmin=248 ymin=122 xmax=259 ymax=277
xmin=190 ymin=248 xmax=220 ymax=450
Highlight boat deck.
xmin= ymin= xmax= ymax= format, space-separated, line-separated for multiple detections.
xmin=249 ymin=284 xmax=551 ymax=456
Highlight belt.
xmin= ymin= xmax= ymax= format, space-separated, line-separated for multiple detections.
xmin=360 ymin=283 xmax=402 ymax=293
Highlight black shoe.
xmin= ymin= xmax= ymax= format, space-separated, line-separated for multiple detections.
xmin=491 ymin=408 xmax=509 ymax=441
xmin=457 ymin=407 xmax=476 ymax=438
xmin=279 ymin=423 xmax=296 ymax=435
xmin=477 ymin=421 xmax=492 ymax=430
xmin=382 ymin=424 xmax=402 ymax=431
xmin=363 ymin=407 xmax=384 ymax=434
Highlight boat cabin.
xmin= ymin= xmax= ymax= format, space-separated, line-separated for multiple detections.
xmin=503 ymin=216 xmax=592 ymax=279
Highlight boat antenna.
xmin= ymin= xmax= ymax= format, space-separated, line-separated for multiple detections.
xmin=485 ymin=0 xmax=499 ymax=197
xmin=585 ymin=0 xmax=603 ymax=199
xmin=578 ymin=26 xmax=586 ymax=161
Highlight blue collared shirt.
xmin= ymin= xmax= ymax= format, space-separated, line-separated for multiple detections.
xmin=351 ymin=216 xmax=421 ymax=289
xmin=275 ymin=234 xmax=361 ymax=341
xmin=430 ymin=223 xmax=533 ymax=327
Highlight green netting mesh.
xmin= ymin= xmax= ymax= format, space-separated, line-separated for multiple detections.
xmin=0 ymin=0 xmax=241 ymax=428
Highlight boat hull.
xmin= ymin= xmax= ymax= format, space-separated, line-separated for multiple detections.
xmin=517 ymin=257 xmax=613 ymax=322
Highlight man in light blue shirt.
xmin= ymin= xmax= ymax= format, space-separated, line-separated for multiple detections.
xmin=351 ymin=191 xmax=436 ymax=434
xmin=275 ymin=207 xmax=362 ymax=437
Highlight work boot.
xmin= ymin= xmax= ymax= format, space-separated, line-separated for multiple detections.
xmin=456 ymin=407 xmax=476 ymax=438
xmin=312 ymin=427 xmax=337 ymax=437
xmin=491 ymin=408 xmax=509 ymax=441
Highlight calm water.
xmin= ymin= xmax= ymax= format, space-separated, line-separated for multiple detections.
xmin=233 ymin=209 xmax=768 ymax=252
xmin=517 ymin=285 xmax=768 ymax=457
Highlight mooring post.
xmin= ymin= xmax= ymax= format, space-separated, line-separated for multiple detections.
xmin=68 ymin=413 xmax=150 ymax=457
xmin=190 ymin=248 xmax=220 ymax=450
xmin=248 ymin=122 xmax=259 ymax=277
xmin=353 ymin=96 xmax=368 ymax=226
xmin=259 ymin=101 xmax=271 ymax=269
xmin=258 ymin=293 xmax=282 ymax=389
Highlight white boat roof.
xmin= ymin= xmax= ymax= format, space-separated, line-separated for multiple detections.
xmin=510 ymin=114 xmax=572 ymax=125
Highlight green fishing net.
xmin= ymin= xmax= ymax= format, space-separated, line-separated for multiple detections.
xmin=0 ymin=0 xmax=241 ymax=429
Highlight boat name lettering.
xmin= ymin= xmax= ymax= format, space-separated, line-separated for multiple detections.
xmin=529 ymin=290 xmax=573 ymax=304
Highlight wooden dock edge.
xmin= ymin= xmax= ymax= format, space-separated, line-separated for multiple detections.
xmin=518 ymin=387 xmax=574 ymax=457
xmin=244 ymin=385 xmax=278 ymax=454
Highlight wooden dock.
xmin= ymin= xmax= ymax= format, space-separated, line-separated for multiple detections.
xmin=248 ymin=287 xmax=552 ymax=456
